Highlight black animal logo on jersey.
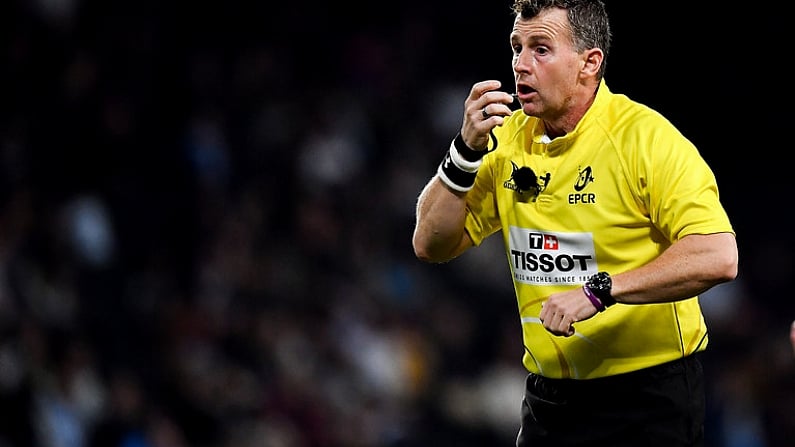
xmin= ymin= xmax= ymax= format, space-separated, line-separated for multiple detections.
xmin=574 ymin=166 xmax=594 ymax=191
xmin=506 ymin=161 xmax=551 ymax=195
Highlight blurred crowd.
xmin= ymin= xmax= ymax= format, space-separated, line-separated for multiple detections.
xmin=0 ymin=1 xmax=793 ymax=447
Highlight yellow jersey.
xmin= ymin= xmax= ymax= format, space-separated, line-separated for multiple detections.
xmin=464 ymin=80 xmax=735 ymax=379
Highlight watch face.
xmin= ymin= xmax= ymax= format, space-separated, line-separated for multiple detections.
xmin=587 ymin=273 xmax=608 ymax=292
xmin=589 ymin=272 xmax=615 ymax=305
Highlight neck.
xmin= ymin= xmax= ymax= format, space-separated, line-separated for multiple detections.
xmin=544 ymin=84 xmax=599 ymax=139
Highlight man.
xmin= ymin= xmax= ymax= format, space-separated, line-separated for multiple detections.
xmin=411 ymin=1 xmax=738 ymax=446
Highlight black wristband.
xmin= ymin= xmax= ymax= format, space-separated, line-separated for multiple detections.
xmin=454 ymin=133 xmax=491 ymax=162
xmin=437 ymin=151 xmax=477 ymax=192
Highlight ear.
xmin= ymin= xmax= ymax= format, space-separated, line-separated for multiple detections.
xmin=581 ymin=48 xmax=603 ymax=78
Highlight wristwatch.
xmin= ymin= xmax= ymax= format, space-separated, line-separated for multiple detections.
xmin=585 ymin=272 xmax=616 ymax=307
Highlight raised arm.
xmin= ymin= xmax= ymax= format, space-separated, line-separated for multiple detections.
xmin=412 ymin=177 xmax=473 ymax=263
xmin=412 ymin=80 xmax=515 ymax=264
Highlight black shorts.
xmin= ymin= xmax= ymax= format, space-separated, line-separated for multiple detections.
xmin=516 ymin=354 xmax=705 ymax=447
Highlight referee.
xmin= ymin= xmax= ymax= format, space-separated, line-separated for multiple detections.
xmin=412 ymin=1 xmax=738 ymax=446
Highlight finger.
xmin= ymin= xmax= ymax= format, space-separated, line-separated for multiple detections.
xmin=545 ymin=323 xmax=570 ymax=337
xmin=481 ymin=93 xmax=518 ymax=119
xmin=550 ymin=313 xmax=575 ymax=336
xmin=543 ymin=313 xmax=562 ymax=334
xmin=480 ymin=90 xmax=518 ymax=106
xmin=470 ymin=80 xmax=502 ymax=100
xmin=557 ymin=315 xmax=569 ymax=333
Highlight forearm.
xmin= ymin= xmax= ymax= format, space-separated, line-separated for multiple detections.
xmin=412 ymin=176 xmax=472 ymax=263
xmin=610 ymin=232 xmax=738 ymax=304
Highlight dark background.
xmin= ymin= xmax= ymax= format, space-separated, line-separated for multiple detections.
xmin=0 ymin=1 xmax=792 ymax=446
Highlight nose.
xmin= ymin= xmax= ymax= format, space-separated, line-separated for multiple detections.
xmin=513 ymin=50 xmax=531 ymax=74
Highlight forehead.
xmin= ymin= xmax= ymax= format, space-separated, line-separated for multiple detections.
xmin=511 ymin=7 xmax=571 ymax=42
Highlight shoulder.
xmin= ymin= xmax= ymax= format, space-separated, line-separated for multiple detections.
xmin=594 ymin=85 xmax=685 ymax=144
xmin=590 ymin=85 xmax=697 ymax=167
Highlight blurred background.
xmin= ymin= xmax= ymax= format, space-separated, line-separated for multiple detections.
xmin=0 ymin=1 xmax=792 ymax=446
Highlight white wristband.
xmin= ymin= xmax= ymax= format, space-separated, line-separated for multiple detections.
xmin=448 ymin=139 xmax=483 ymax=173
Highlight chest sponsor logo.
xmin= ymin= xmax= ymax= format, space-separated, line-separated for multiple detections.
xmin=508 ymin=226 xmax=599 ymax=285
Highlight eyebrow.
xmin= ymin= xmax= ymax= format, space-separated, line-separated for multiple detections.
xmin=510 ymin=33 xmax=552 ymax=46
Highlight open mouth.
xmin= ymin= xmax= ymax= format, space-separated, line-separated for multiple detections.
xmin=516 ymin=84 xmax=535 ymax=96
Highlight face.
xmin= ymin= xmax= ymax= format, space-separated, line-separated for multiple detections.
xmin=511 ymin=8 xmax=588 ymax=122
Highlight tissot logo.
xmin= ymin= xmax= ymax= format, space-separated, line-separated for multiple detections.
xmin=529 ymin=233 xmax=558 ymax=250
xmin=509 ymin=227 xmax=598 ymax=285
xmin=574 ymin=166 xmax=594 ymax=191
